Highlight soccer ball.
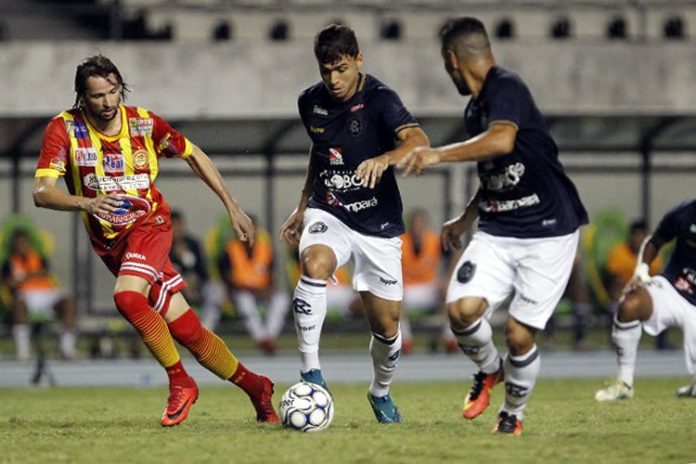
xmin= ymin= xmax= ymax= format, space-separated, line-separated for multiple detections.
xmin=279 ymin=382 xmax=334 ymax=432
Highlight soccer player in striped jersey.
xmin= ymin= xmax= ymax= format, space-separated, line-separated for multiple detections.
xmin=33 ymin=55 xmax=279 ymax=426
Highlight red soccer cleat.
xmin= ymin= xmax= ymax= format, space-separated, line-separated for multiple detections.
xmin=462 ymin=367 xmax=503 ymax=420
xmin=401 ymin=339 xmax=414 ymax=355
xmin=161 ymin=377 xmax=199 ymax=427
xmin=250 ymin=375 xmax=280 ymax=423
xmin=492 ymin=411 xmax=523 ymax=436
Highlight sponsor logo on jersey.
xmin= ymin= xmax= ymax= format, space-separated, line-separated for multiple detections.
xmin=328 ymin=147 xmax=344 ymax=165
xmin=129 ymin=117 xmax=154 ymax=136
xmin=350 ymin=103 xmax=364 ymax=113
xmin=133 ymin=150 xmax=148 ymax=170
xmin=321 ymin=170 xmax=364 ymax=192
xmin=83 ymin=173 xmax=99 ymax=190
xmin=308 ymin=222 xmax=328 ymax=234
xmin=90 ymin=173 xmax=151 ymax=192
xmin=310 ymin=126 xmax=325 ymax=134
xmin=348 ymin=118 xmax=362 ymax=137
xmin=68 ymin=120 xmax=90 ymax=139
xmin=103 ymin=154 xmax=124 ymax=173
xmin=342 ymin=196 xmax=378 ymax=213
xmin=481 ymin=162 xmax=525 ymax=192
xmin=312 ymin=105 xmax=328 ymax=116
xmin=74 ymin=148 xmax=98 ymax=167
xmin=482 ymin=194 xmax=540 ymax=213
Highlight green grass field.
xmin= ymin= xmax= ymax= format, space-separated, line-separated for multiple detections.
xmin=1 ymin=378 xmax=694 ymax=464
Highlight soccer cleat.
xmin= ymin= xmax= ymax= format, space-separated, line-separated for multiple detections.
xmin=367 ymin=392 xmax=403 ymax=424
xmin=161 ymin=377 xmax=199 ymax=427
xmin=492 ymin=411 xmax=523 ymax=436
xmin=300 ymin=368 xmax=329 ymax=391
xmin=676 ymin=382 xmax=696 ymax=398
xmin=250 ymin=375 xmax=280 ymax=423
xmin=594 ymin=380 xmax=634 ymax=402
xmin=463 ymin=367 xmax=503 ymax=419
xmin=401 ymin=339 xmax=414 ymax=355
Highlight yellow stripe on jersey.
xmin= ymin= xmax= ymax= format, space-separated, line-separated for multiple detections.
xmin=35 ymin=168 xmax=61 ymax=178
xmin=181 ymin=138 xmax=194 ymax=159
xmin=136 ymin=107 xmax=157 ymax=209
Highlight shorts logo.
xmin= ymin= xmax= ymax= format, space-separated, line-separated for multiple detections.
xmin=348 ymin=118 xmax=362 ymax=137
xmin=308 ymin=222 xmax=328 ymax=234
xmin=293 ymin=298 xmax=312 ymax=315
xmin=125 ymin=252 xmax=147 ymax=261
xmin=457 ymin=261 xmax=476 ymax=284
xmin=103 ymin=154 xmax=124 ymax=173
xmin=379 ymin=277 xmax=398 ymax=286
xmin=133 ymin=150 xmax=148 ymax=170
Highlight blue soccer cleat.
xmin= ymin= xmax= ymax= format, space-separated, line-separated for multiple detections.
xmin=367 ymin=392 xmax=403 ymax=424
xmin=300 ymin=369 xmax=329 ymax=392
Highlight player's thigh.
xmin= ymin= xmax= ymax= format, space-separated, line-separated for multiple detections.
xmin=299 ymin=209 xmax=353 ymax=275
xmin=352 ymin=234 xmax=403 ymax=302
xmin=164 ymin=292 xmax=193 ymax=323
xmin=642 ymin=276 xmax=686 ymax=337
xmin=360 ymin=291 xmax=400 ymax=337
xmin=509 ymin=231 xmax=578 ymax=330
xmin=446 ymin=232 xmax=514 ymax=313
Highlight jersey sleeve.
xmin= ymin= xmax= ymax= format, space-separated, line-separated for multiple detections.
xmin=35 ymin=117 xmax=70 ymax=178
xmin=653 ymin=202 xmax=684 ymax=243
xmin=487 ymin=76 xmax=530 ymax=130
xmin=372 ymin=86 xmax=419 ymax=135
xmin=150 ymin=111 xmax=193 ymax=160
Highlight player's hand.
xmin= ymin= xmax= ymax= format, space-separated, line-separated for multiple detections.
xmin=621 ymin=264 xmax=650 ymax=296
xmin=85 ymin=194 xmax=123 ymax=215
xmin=228 ymin=206 xmax=255 ymax=247
xmin=355 ymin=156 xmax=389 ymax=189
xmin=280 ymin=207 xmax=305 ymax=247
xmin=441 ymin=216 xmax=468 ymax=251
xmin=397 ymin=147 xmax=442 ymax=177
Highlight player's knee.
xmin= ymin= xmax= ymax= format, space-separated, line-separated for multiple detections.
xmin=300 ymin=247 xmax=336 ymax=281
xmin=447 ymin=298 xmax=486 ymax=328
xmin=113 ymin=290 xmax=148 ymax=320
xmin=505 ymin=319 xmax=535 ymax=355
xmin=617 ymin=292 xmax=648 ymax=323
xmin=168 ymin=310 xmax=203 ymax=345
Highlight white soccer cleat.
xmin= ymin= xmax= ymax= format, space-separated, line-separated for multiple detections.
xmin=676 ymin=382 xmax=696 ymax=398
xmin=595 ymin=380 xmax=634 ymax=401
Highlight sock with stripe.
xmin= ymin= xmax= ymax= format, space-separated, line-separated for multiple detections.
xmin=611 ymin=315 xmax=642 ymax=388
xmin=452 ymin=318 xmax=501 ymax=374
xmin=292 ymin=276 xmax=328 ymax=373
xmin=369 ymin=330 xmax=402 ymax=397
xmin=113 ymin=290 xmax=186 ymax=385
xmin=502 ymin=344 xmax=540 ymax=420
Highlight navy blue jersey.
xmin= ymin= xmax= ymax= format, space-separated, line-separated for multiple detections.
xmin=653 ymin=199 xmax=696 ymax=305
xmin=298 ymin=74 xmax=419 ymax=238
xmin=465 ymin=67 xmax=588 ymax=238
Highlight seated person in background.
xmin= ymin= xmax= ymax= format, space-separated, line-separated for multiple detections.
xmin=400 ymin=209 xmax=446 ymax=354
xmin=169 ymin=210 xmax=208 ymax=309
xmin=1 ymin=229 xmax=77 ymax=361
xmin=219 ymin=216 xmax=289 ymax=355
xmin=606 ymin=220 xmax=667 ymax=349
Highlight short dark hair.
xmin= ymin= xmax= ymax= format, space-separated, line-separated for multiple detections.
xmin=439 ymin=17 xmax=489 ymax=54
xmin=73 ymin=54 xmax=130 ymax=109
xmin=629 ymin=219 xmax=648 ymax=235
xmin=314 ymin=24 xmax=359 ymax=64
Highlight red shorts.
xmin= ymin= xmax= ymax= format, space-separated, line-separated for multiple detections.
xmin=95 ymin=207 xmax=186 ymax=316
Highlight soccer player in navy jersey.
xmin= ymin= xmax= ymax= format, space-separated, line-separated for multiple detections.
xmin=280 ymin=24 xmax=429 ymax=423
xmin=595 ymin=199 xmax=696 ymax=401
xmin=399 ymin=17 xmax=588 ymax=435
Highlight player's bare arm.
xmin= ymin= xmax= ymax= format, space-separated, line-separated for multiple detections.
xmin=355 ymin=126 xmax=429 ymax=189
xmin=33 ymin=176 xmax=122 ymax=214
xmin=185 ymin=144 xmax=255 ymax=246
xmin=280 ymin=148 xmax=316 ymax=246
xmin=441 ymin=189 xmax=481 ymax=251
xmin=398 ymin=123 xmax=517 ymax=177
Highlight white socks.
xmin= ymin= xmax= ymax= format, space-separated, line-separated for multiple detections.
xmin=293 ymin=276 xmax=328 ymax=373
xmin=502 ymin=344 xmax=540 ymax=420
xmin=369 ymin=330 xmax=402 ymax=397
xmin=266 ymin=292 xmax=291 ymax=339
xmin=234 ymin=291 xmax=267 ymax=342
xmin=13 ymin=324 xmax=30 ymax=361
xmin=612 ymin=316 xmax=642 ymax=387
xmin=452 ymin=318 xmax=501 ymax=374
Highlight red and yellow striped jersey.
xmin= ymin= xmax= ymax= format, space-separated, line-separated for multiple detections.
xmin=35 ymin=105 xmax=193 ymax=249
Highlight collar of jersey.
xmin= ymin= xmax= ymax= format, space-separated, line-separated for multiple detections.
xmin=81 ymin=104 xmax=128 ymax=142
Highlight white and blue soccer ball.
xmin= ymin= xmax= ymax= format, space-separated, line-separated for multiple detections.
xmin=279 ymin=382 xmax=334 ymax=432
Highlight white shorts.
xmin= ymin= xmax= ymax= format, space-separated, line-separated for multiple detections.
xmin=17 ymin=289 xmax=64 ymax=318
xmin=403 ymin=282 xmax=440 ymax=312
xmin=446 ymin=230 xmax=579 ymax=330
xmin=643 ymin=275 xmax=696 ymax=376
xmin=299 ymin=208 xmax=403 ymax=301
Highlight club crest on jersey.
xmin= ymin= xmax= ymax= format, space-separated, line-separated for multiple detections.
xmin=348 ymin=118 xmax=362 ymax=137
xmin=328 ymin=147 xmax=344 ymax=165
xmin=312 ymin=105 xmax=328 ymax=116
xmin=74 ymin=148 xmax=98 ymax=167
xmin=129 ymin=117 xmax=154 ymax=136
xmin=133 ymin=150 xmax=148 ymax=170
xmin=457 ymin=261 xmax=476 ymax=284
xmin=103 ymin=154 xmax=124 ymax=173
xmin=308 ymin=222 xmax=328 ymax=234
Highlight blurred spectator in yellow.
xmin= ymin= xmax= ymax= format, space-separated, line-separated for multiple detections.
xmin=219 ymin=216 xmax=289 ymax=355
xmin=1 ymin=227 xmax=77 ymax=361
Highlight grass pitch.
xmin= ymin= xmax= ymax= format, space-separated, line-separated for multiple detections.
xmin=0 ymin=377 xmax=694 ymax=464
